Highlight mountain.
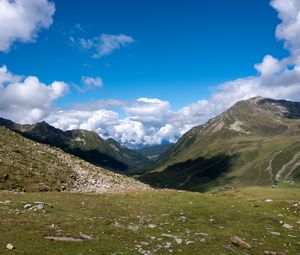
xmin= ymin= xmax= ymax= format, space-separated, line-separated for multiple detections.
xmin=140 ymin=97 xmax=300 ymax=191
xmin=0 ymin=118 xmax=151 ymax=173
xmin=137 ymin=143 xmax=174 ymax=161
xmin=0 ymin=126 xmax=150 ymax=192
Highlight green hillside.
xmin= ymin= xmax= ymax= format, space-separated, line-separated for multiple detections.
xmin=0 ymin=126 xmax=150 ymax=192
xmin=0 ymin=118 xmax=151 ymax=173
xmin=140 ymin=97 xmax=300 ymax=191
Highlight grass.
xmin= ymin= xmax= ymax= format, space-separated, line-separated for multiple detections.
xmin=0 ymin=187 xmax=299 ymax=255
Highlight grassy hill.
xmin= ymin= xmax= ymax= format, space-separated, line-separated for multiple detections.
xmin=0 ymin=118 xmax=151 ymax=173
xmin=0 ymin=126 xmax=150 ymax=193
xmin=140 ymin=97 xmax=300 ymax=191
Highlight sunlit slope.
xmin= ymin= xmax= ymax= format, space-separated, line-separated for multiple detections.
xmin=141 ymin=97 xmax=300 ymax=190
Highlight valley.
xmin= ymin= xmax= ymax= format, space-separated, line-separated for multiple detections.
xmin=0 ymin=97 xmax=299 ymax=255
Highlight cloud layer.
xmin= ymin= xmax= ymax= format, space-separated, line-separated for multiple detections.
xmin=0 ymin=0 xmax=55 ymax=52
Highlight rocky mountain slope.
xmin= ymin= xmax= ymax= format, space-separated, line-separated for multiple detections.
xmin=0 ymin=118 xmax=150 ymax=173
xmin=0 ymin=126 xmax=151 ymax=193
xmin=140 ymin=97 xmax=300 ymax=191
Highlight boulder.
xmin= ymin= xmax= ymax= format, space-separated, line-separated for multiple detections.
xmin=230 ymin=236 xmax=251 ymax=249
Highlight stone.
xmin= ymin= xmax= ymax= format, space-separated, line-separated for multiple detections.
xmin=163 ymin=242 xmax=172 ymax=249
xmin=44 ymin=236 xmax=83 ymax=242
xmin=6 ymin=243 xmax=14 ymax=250
xmin=265 ymin=199 xmax=273 ymax=203
xmin=29 ymin=203 xmax=44 ymax=210
xmin=264 ymin=252 xmax=287 ymax=255
xmin=79 ymin=232 xmax=93 ymax=240
xmin=282 ymin=223 xmax=293 ymax=229
xmin=178 ymin=216 xmax=187 ymax=222
xmin=23 ymin=203 xmax=32 ymax=209
xmin=195 ymin=232 xmax=208 ymax=236
xmin=128 ymin=225 xmax=140 ymax=234
xmin=185 ymin=240 xmax=194 ymax=245
xmin=50 ymin=224 xmax=58 ymax=229
xmin=230 ymin=236 xmax=251 ymax=249
xmin=270 ymin=231 xmax=280 ymax=236
xmin=174 ymin=237 xmax=182 ymax=245
xmin=148 ymin=224 xmax=156 ymax=229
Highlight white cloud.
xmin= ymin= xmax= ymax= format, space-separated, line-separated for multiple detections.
xmin=0 ymin=0 xmax=55 ymax=52
xmin=0 ymin=66 xmax=68 ymax=124
xmin=79 ymin=33 xmax=134 ymax=58
xmin=254 ymin=55 xmax=282 ymax=76
xmin=79 ymin=38 xmax=94 ymax=49
xmin=271 ymin=0 xmax=300 ymax=54
xmin=96 ymin=34 xmax=134 ymax=57
xmin=77 ymin=76 xmax=103 ymax=92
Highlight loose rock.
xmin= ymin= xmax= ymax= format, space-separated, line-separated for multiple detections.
xmin=79 ymin=232 xmax=93 ymax=240
xmin=45 ymin=236 xmax=83 ymax=242
xmin=6 ymin=243 xmax=14 ymax=250
xmin=282 ymin=223 xmax=293 ymax=229
xmin=230 ymin=236 xmax=251 ymax=249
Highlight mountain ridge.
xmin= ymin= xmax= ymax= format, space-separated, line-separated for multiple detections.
xmin=0 ymin=126 xmax=151 ymax=192
xmin=139 ymin=97 xmax=300 ymax=191
xmin=0 ymin=117 xmax=151 ymax=173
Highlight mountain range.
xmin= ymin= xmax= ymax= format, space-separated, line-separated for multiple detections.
xmin=1 ymin=96 xmax=300 ymax=192
xmin=140 ymin=97 xmax=300 ymax=191
xmin=0 ymin=117 xmax=151 ymax=173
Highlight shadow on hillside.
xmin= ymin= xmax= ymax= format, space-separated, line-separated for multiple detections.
xmin=21 ymin=132 xmax=129 ymax=172
xmin=138 ymin=154 xmax=237 ymax=192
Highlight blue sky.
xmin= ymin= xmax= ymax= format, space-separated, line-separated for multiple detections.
xmin=1 ymin=0 xmax=300 ymax=146
xmin=1 ymin=0 xmax=288 ymax=109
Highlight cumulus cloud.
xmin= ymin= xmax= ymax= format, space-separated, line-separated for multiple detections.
xmin=0 ymin=0 xmax=55 ymax=52
xmin=0 ymin=66 xmax=68 ymax=124
xmin=254 ymin=55 xmax=282 ymax=76
xmin=271 ymin=0 xmax=300 ymax=54
xmin=79 ymin=33 xmax=134 ymax=58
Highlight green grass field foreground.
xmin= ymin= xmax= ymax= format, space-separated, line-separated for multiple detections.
xmin=0 ymin=187 xmax=299 ymax=255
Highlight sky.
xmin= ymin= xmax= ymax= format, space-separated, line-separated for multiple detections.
xmin=1 ymin=0 xmax=300 ymax=147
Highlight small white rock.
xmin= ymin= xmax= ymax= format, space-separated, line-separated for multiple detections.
xmin=6 ymin=243 xmax=14 ymax=250
xmin=174 ymin=237 xmax=183 ymax=245
xmin=270 ymin=231 xmax=280 ymax=236
xmin=283 ymin=223 xmax=293 ymax=229
xmin=148 ymin=224 xmax=156 ymax=229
